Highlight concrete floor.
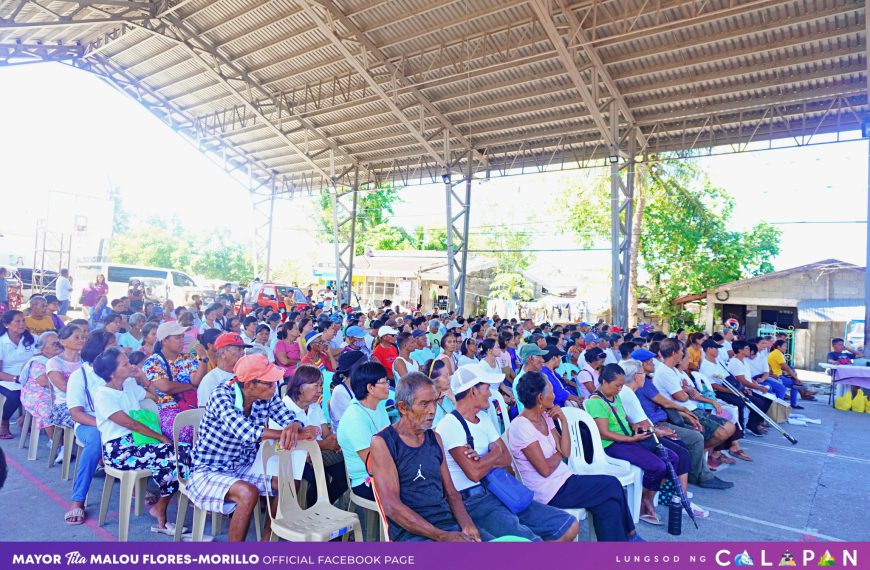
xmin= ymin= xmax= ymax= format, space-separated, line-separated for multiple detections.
xmin=1 ymin=384 xmax=867 ymax=543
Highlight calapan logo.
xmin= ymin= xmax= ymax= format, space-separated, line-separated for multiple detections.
xmin=716 ymin=549 xmax=858 ymax=567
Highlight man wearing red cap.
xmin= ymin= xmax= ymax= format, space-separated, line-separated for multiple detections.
xmin=197 ymin=333 xmax=251 ymax=407
xmin=185 ymin=354 xmax=317 ymax=541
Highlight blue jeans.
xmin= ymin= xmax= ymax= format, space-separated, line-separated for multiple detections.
xmin=461 ymin=485 xmax=575 ymax=541
xmin=760 ymin=378 xmax=786 ymax=400
xmin=778 ymin=376 xmax=800 ymax=407
xmin=71 ymin=424 xmax=101 ymax=503
xmin=58 ymin=299 xmax=70 ymax=316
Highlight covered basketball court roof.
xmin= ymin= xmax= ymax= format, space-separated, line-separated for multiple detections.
xmin=1 ymin=0 xmax=868 ymax=326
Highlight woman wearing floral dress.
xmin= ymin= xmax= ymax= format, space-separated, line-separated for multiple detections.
xmin=20 ymin=332 xmax=63 ymax=442
xmin=141 ymin=322 xmax=206 ymax=441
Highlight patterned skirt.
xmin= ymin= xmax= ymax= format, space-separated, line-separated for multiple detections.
xmin=158 ymin=407 xmax=193 ymax=444
xmin=21 ymin=384 xmax=53 ymax=430
xmin=102 ymin=434 xmax=190 ymax=497
xmin=48 ymin=403 xmax=74 ymax=428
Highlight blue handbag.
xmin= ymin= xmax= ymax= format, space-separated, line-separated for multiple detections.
xmin=450 ymin=410 xmax=534 ymax=514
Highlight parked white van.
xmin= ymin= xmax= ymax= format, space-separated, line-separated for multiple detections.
xmin=76 ymin=263 xmax=205 ymax=307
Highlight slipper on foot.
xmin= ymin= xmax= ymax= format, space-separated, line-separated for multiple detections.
xmin=150 ymin=523 xmax=187 ymax=536
xmin=181 ymin=534 xmax=214 ymax=542
xmin=639 ymin=514 xmax=663 ymax=525
xmin=65 ymin=508 xmax=86 ymax=525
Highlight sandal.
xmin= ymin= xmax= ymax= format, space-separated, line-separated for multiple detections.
xmin=150 ymin=523 xmax=187 ymax=536
xmin=639 ymin=513 xmax=663 ymax=525
xmin=713 ymin=453 xmax=736 ymax=465
xmin=0 ymin=433 xmax=13 ymax=440
xmin=65 ymin=508 xmax=86 ymax=525
xmin=730 ymin=449 xmax=753 ymax=462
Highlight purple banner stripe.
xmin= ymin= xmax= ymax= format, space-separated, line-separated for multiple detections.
xmin=0 ymin=542 xmax=866 ymax=570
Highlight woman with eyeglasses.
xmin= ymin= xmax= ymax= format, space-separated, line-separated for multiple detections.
xmin=336 ymin=361 xmax=391 ymax=501
xmin=19 ymin=332 xmax=63 ymax=443
xmin=279 ymin=365 xmax=348 ymax=506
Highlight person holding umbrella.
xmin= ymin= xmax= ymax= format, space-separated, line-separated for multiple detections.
xmin=585 ymin=364 xmax=690 ymax=526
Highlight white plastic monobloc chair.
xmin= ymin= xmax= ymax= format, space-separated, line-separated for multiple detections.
xmin=172 ymin=408 xmax=261 ymax=542
xmin=503 ymin=422 xmax=593 ymax=541
xmin=487 ymin=389 xmax=512 ymax=440
xmin=562 ymin=407 xmax=642 ymax=524
xmin=262 ymin=440 xmax=362 ymax=542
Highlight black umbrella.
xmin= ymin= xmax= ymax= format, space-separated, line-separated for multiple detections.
xmin=649 ymin=430 xmax=698 ymax=529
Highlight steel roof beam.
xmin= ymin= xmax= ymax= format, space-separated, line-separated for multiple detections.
xmin=149 ymin=12 xmax=369 ymax=182
xmin=183 ymin=62 xmax=865 ymax=160
xmin=304 ymin=0 xmax=486 ymax=166
xmin=556 ymin=0 xmax=645 ymax=149
xmin=604 ymin=1 xmax=860 ymax=66
xmin=297 ymin=0 xmax=455 ymax=170
xmin=529 ymin=0 xmax=619 ymax=150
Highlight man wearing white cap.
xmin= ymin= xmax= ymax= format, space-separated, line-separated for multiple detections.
xmin=372 ymin=325 xmax=400 ymax=377
xmin=435 ymin=365 xmax=579 ymax=541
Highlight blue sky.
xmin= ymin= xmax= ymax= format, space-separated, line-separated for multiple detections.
xmin=0 ymin=62 xmax=866 ymax=281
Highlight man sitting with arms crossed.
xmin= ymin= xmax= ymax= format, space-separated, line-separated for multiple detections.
xmin=185 ymin=354 xmax=315 ymax=542
xmin=436 ymin=365 xmax=579 ymax=541
xmin=369 ymin=372 xmax=486 ymax=541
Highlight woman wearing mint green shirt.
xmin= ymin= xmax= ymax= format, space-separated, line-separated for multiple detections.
xmin=336 ymin=361 xmax=391 ymax=501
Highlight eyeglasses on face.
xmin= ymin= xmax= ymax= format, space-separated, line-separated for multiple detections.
xmin=374 ymin=378 xmax=390 ymax=386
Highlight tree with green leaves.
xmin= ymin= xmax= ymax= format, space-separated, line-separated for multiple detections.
xmin=483 ymin=225 xmax=536 ymax=302
xmin=319 ymin=184 xmax=407 ymax=254
xmin=110 ymin=219 xmax=253 ymax=283
xmin=562 ymin=158 xmax=781 ymax=327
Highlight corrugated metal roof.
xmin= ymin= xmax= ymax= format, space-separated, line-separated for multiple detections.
xmin=798 ymin=299 xmax=865 ymax=322
xmin=1 ymin=0 xmax=866 ymax=191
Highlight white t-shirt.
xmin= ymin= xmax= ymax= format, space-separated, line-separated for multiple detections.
xmin=604 ymin=349 xmax=620 ymax=366
xmin=435 ymin=410 xmax=500 ymax=492
xmin=726 ymin=357 xmax=752 ymax=381
xmin=276 ymin=395 xmax=326 ymax=439
xmin=456 ymin=354 xmax=477 ymax=368
xmin=619 ymin=385 xmax=650 ymax=424
xmin=197 ymin=367 xmax=235 ymax=408
xmin=328 ymin=383 xmax=354 ymax=431
xmin=718 ymin=341 xmax=733 ymax=366
xmin=94 ymin=382 xmax=147 ymax=444
xmin=67 ymin=363 xmax=140 ymax=418
xmin=652 ymin=364 xmax=696 ymax=411
xmin=0 ymin=333 xmax=37 ymax=377
xmin=700 ymin=358 xmax=727 ymax=381
xmin=55 ymin=276 xmax=73 ymax=301
xmin=748 ymin=349 xmax=769 ymax=377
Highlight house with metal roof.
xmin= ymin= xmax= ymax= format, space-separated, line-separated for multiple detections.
xmin=674 ymin=259 xmax=866 ymax=369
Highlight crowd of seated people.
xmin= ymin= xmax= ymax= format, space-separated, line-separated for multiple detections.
xmin=0 ymin=288 xmax=823 ymax=541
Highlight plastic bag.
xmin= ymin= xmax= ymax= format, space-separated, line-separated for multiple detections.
xmin=834 ymin=392 xmax=852 ymax=411
xmin=851 ymin=391 xmax=866 ymax=413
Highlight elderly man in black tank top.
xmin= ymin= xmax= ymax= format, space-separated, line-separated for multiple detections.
xmin=369 ymin=372 xmax=487 ymax=542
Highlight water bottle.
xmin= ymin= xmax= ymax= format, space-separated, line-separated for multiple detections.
xmin=667 ymin=496 xmax=682 ymax=536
